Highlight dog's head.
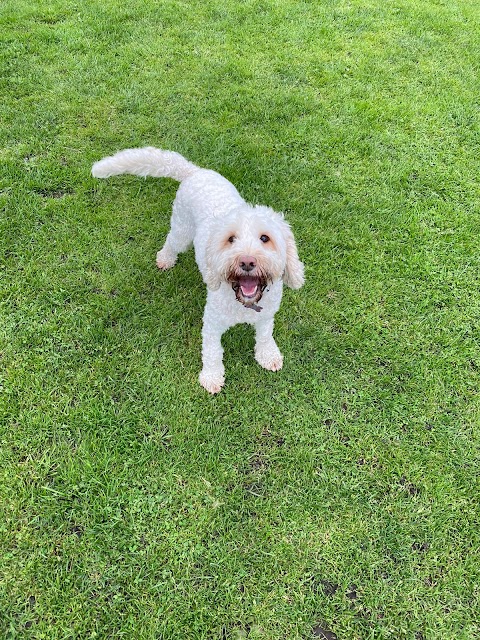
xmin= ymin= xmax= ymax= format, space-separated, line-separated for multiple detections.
xmin=204 ymin=205 xmax=304 ymax=307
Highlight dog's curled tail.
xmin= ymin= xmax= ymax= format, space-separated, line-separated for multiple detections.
xmin=91 ymin=147 xmax=200 ymax=181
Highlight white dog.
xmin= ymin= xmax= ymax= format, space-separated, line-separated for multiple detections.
xmin=92 ymin=147 xmax=304 ymax=393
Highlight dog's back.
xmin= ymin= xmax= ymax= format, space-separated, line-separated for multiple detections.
xmin=175 ymin=168 xmax=245 ymax=224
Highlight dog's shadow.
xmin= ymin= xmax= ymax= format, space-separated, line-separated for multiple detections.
xmin=142 ymin=251 xmax=204 ymax=339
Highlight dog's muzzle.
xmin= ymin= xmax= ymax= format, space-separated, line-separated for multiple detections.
xmin=230 ymin=274 xmax=268 ymax=311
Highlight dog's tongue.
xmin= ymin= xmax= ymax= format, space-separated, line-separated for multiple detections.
xmin=239 ymin=278 xmax=258 ymax=297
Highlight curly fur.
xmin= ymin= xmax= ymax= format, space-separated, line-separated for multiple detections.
xmin=92 ymin=147 xmax=304 ymax=393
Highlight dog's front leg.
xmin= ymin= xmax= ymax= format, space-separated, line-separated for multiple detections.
xmin=254 ymin=317 xmax=283 ymax=372
xmin=199 ymin=314 xmax=227 ymax=394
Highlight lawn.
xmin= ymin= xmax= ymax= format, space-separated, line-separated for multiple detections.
xmin=1 ymin=0 xmax=480 ymax=638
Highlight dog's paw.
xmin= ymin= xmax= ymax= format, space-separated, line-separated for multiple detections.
xmin=199 ymin=370 xmax=225 ymax=394
xmin=255 ymin=347 xmax=284 ymax=372
xmin=156 ymin=249 xmax=176 ymax=270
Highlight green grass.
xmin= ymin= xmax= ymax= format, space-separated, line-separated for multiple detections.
xmin=1 ymin=0 xmax=480 ymax=637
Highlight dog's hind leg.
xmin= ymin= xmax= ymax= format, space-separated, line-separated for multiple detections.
xmin=156 ymin=200 xmax=194 ymax=270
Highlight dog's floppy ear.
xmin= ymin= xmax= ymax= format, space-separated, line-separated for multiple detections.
xmin=204 ymin=267 xmax=222 ymax=291
xmin=280 ymin=219 xmax=305 ymax=289
xmin=204 ymin=242 xmax=222 ymax=291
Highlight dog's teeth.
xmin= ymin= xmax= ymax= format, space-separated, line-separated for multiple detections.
xmin=240 ymin=285 xmax=258 ymax=297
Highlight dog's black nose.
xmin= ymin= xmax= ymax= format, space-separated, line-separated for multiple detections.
xmin=239 ymin=255 xmax=256 ymax=272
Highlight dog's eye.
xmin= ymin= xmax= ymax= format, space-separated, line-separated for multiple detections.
xmin=228 ymin=235 xmax=235 ymax=243
xmin=260 ymin=235 xmax=270 ymax=243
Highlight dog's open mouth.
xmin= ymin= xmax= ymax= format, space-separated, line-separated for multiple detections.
xmin=230 ymin=275 xmax=267 ymax=308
